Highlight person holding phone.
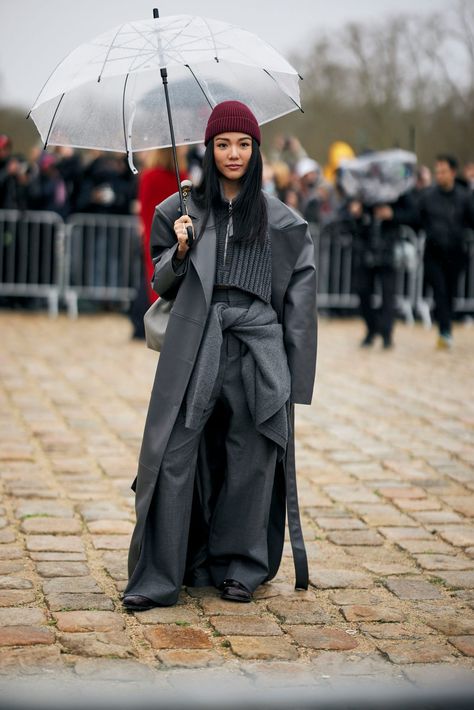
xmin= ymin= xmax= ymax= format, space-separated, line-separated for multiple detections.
xmin=123 ymin=101 xmax=317 ymax=609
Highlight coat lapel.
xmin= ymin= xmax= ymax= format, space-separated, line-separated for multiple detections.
xmin=187 ymin=196 xmax=216 ymax=311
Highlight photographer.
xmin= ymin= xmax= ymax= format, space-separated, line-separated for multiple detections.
xmin=346 ymin=192 xmax=418 ymax=349
xmin=418 ymin=155 xmax=474 ymax=348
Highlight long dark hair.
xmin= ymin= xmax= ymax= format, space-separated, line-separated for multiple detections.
xmin=193 ymin=138 xmax=268 ymax=244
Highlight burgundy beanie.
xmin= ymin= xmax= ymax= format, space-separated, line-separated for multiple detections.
xmin=204 ymin=101 xmax=261 ymax=146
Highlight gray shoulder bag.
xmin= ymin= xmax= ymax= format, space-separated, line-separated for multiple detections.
xmin=143 ymin=180 xmax=194 ymax=352
xmin=144 ymin=297 xmax=173 ymax=352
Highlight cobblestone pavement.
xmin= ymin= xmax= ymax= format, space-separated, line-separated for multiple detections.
xmin=0 ymin=311 xmax=473 ymax=695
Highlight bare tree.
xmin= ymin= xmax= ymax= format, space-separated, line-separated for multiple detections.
xmin=263 ymin=4 xmax=474 ymax=167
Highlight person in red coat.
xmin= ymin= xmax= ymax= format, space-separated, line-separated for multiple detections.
xmin=139 ymin=148 xmax=188 ymax=304
xmin=129 ymin=147 xmax=188 ymax=338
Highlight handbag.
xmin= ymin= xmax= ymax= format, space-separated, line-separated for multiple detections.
xmin=144 ymin=180 xmax=194 ymax=352
xmin=393 ymin=239 xmax=417 ymax=272
xmin=144 ymin=296 xmax=173 ymax=352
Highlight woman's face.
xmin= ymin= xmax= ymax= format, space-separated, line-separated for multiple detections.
xmin=213 ymin=132 xmax=252 ymax=183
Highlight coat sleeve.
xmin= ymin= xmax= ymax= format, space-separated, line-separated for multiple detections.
xmin=283 ymin=225 xmax=318 ymax=405
xmin=392 ymin=192 xmax=419 ymax=229
xmin=149 ymin=204 xmax=190 ymax=301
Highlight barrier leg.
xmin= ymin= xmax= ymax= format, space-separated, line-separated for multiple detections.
xmin=399 ymin=298 xmax=415 ymax=325
xmin=65 ymin=290 xmax=78 ymax=319
xmin=417 ymin=300 xmax=432 ymax=329
xmin=47 ymin=289 xmax=59 ymax=318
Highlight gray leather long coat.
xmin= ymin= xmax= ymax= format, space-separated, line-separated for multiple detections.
xmin=129 ymin=190 xmax=318 ymax=590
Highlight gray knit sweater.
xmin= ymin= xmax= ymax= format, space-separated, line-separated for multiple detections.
xmin=184 ymin=298 xmax=291 ymax=459
xmin=214 ymin=199 xmax=272 ymax=303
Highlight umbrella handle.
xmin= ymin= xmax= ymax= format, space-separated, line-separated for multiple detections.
xmin=186 ymin=226 xmax=194 ymax=247
xmin=181 ymin=180 xmax=194 ymax=247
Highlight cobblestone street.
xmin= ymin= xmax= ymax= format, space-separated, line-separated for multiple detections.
xmin=0 ymin=311 xmax=473 ymax=694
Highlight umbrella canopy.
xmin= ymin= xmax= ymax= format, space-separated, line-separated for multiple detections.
xmin=29 ymin=14 xmax=302 ymax=158
xmin=338 ymin=149 xmax=417 ymax=206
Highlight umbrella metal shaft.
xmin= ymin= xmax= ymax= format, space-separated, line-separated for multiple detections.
xmin=160 ymin=68 xmax=185 ymax=214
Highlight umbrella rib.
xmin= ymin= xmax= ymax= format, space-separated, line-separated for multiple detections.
xmin=162 ymin=33 xmax=229 ymax=57
xmin=127 ymin=26 xmax=190 ymax=73
xmin=122 ymin=72 xmax=138 ymax=174
xmin=97 ymin=24 xmax=126 ymax=82
xmin=43 ymin=93 xmax=65 ymax=148
xmin=130 ymin=19 xmax=195 ymax=66
xmin=185 ymin=65 xmax=214 ymax=108
xmin=88 ymin=49 xmax=157 ymax=71
xmin=157 ymin=17 xmax=194 ymax=56
xmin=96 ymin=23 xmax=161 ymax=79
xmin=122 ymin=73 xmax=130 ymax=156
xmin=157 ymin=28 xmax=231 ymax=55
xmin=92 ymin=40 xmax=156 ymax=53
xmin=262 ymin=69 xmax=303 ymax=112
xmin=198 ymin=16 xmax=220 ymax=62
xmin=27 ymin=56 xmax=71 ymax=117
xmin=127 ymin=40 xmax=162 ymax=73
xmin=194 ymin=24 xmax=252 ymax=57
xmin=129 ymin=22 xmax=161 ymax=53
xmin=193 ymin=36 xmax=262 ymax=70
xmin=90 ymin=30 xmax=237 ymax=72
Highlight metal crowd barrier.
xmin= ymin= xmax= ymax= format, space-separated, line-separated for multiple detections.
xmin=0 ymin=209 xmax=64 ymax=316
xmin=0 ymin=210 xmax=473 ymax=322
xmin=64 ymin=213 xmax=142 ymax=318
xmin=0 ymin=210 xmax=142 ymax=317
xmin=454 ymin=230 xmax=474 ymax=312
xmin=309 ymin=222 xmax=421 ymax=324
xmin=308 ymin=222 xmax=474 ymax=326
xmin=401 ymin=230 xmax=474 ymax=327
xmin=310 ymin=222 xmax=359 ymax=310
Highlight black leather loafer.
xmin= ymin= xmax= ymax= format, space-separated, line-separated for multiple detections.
xmin=122 ymin=594 xmax=157 ymax=611
xmin=220 ymin=579 xmax=252 ymax=603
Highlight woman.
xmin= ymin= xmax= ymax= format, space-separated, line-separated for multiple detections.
xmin=122 ymin=101 xmax=317 ymax=610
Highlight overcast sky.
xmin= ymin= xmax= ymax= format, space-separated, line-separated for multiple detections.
xmin=1 ymin=0 xmax=449 ymax=109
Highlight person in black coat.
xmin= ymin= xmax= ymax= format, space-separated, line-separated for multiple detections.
xmin=26 ymin=153 xmax=69 ymax=217
xmin=0 ymin=135 xmax=28 ymax=210
xmin=344 ymin=192 xmax=418 ymax=348
xmin=418 ymin=155 xmax=474 ymax=348
xmin=75 ymin=153 xmax=136 ymax=215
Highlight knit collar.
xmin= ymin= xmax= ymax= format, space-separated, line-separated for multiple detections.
xmin=218 ymin=178 xmax=240 ymax=206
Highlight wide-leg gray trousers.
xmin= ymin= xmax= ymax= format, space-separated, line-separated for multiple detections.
xmin=124 ymin=287 xmax=279 ymax=605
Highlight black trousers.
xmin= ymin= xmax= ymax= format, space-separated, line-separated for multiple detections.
xmin=124 ymin=288 xmax=279 ymax=606
xmin=356 ymin=264 xmax=396 ymax=341
xmin=424 ymin=255 xmax=464 ymax=336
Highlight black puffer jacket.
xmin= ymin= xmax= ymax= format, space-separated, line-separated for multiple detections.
xmin=345 ymin=193 xmax=418 ymax=269
xmin=418 ymin=183 xmax=474 ymax=260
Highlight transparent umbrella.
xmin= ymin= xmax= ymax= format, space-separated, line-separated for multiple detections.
xmin=28 ymin=9 xmax=303 ymax=210
xmin=338 ymin=149 xmax=417 ymax=206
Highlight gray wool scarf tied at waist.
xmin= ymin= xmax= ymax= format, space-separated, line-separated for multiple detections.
xmin=184 ymin=297 xmax=291 ymax=459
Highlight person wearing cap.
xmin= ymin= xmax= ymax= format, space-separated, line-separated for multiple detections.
xmin=122 ymin=101 xmax=317 ymax=609
xmin=295 ymin=157 xmax=321 ymax=224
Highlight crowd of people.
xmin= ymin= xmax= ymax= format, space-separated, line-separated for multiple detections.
xmin=5 ymin=132 xmax=472 ymax=226
xmin=0 ymin=137 xmax=138 ymax=217
xmin=1 ymin=132 xmax=474 ymax=348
